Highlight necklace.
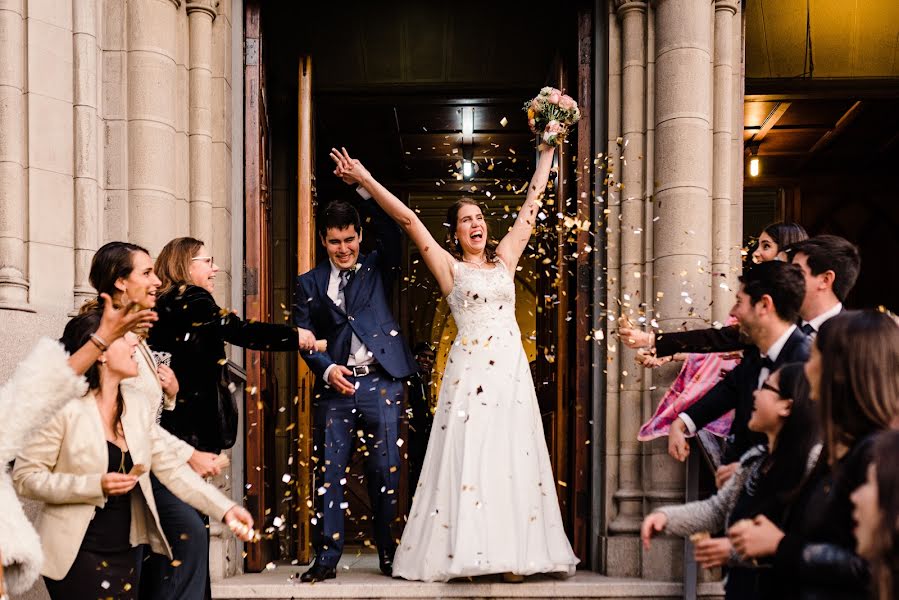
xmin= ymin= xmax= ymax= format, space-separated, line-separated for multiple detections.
xmin=462 ymin=256 xmax=488 ymax=267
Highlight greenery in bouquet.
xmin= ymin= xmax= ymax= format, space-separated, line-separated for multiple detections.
xmin=523 ymin=87 xmax=581 ymax=146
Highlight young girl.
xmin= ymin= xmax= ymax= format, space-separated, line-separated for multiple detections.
xmin=641 ymin=363 xmax=820 ymax=599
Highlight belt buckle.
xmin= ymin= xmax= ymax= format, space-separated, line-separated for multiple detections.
xmin=352 ymin=365 xmax=370 ymax=378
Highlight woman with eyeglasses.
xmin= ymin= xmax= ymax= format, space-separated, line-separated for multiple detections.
xmin=142 ymin=237 xmax=315 ymax=600
xmin=641 ymin=363 xmax=821 ymax=600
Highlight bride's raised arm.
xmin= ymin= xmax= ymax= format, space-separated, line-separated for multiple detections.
xmin=330 ymin=147 xmax=456 ymax=296
xmin=495 ymin=145 xmax=556 ymax=273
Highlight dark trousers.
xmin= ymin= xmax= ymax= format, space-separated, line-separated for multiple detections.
xmin=312 ymin=373 xmax=403 ymax=567
xmin=45 ymin=547 xmax=142 ymax=600
xmin=139 ymin=474 xmax=211 ymax=600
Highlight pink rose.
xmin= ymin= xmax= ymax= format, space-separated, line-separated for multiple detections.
xmin=559 ymin=95 xmax=575 ymax=110
xmin=548 ymin=91 xmax=561 ymax=105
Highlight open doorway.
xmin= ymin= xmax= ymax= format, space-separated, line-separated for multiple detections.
xmin=246 ymin=0 xmax=594 ymax=570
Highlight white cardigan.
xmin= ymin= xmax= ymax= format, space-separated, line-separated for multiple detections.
xmin=0 ymin=338 xmax=87 ymax=595
xmin=13 ymin=370 xmax=237 ymax=581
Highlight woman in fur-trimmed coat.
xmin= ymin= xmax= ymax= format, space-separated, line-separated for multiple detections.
xmin=0 ymin=298 xmax=156 ymax=596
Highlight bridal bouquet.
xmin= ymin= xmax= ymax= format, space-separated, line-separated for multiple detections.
xmin=524 ymin=87 xmax=580 ymax=146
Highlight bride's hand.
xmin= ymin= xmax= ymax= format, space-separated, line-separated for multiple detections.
xmin=330 ymin=147 xmax=370 ymax=187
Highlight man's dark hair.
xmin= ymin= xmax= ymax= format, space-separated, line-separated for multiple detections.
xmin=413 ymin=342 xmax=434 ymax=356
xmin=318 ymin=200 xmax=361 ymax=238
xmin=787 ymin=235 xmax=860 ymax=302
xmin=738 ymin=260 xmax=805 ymax=323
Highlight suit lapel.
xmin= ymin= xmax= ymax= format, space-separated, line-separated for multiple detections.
xmin=343 ymin=255 xmax=368 ymax=313
xmin=313 ymin=261 xmax=345 ymax=315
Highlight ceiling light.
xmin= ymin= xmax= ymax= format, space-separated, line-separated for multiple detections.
xmin=461 ymin=107 xmax=474 ymax=143
xmin=462 ymin=160 xmax=473 ymax=179
xmin=749 ymin=157 xmax=760 ymax=177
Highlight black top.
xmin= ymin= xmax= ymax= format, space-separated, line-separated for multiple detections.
xmin=81 ymin=441 xmax=133 ymax=553
xmin=684 ymin=327 xmax=811 ymax=463
xmin=771 ymin=435 xmax=875 ymax=599
xmin=655 ymin=324 xmax=747 ymax=357
xmin=149 ymin=284 xmax=299 ymax=452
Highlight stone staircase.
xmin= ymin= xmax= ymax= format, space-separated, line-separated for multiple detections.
xmin=211 ymin=556 xmax=724 ymax=600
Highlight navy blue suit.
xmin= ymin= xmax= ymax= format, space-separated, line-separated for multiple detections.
xmin=293 ymin=210 xmax=415 ymax=567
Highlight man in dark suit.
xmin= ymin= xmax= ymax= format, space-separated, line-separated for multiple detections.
xmin=293 ymin=200 xmax=416 ymax=582
xmin=667 ymin=261 xmax=811 ymax=469
xmin=619 ymin=234 xmax=860 ymax=355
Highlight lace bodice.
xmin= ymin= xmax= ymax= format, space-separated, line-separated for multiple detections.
xmin=446 ymin=260 xmax=518 ymax=334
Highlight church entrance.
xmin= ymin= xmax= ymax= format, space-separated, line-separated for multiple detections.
xmin=243 ymin=0 xmax=598 ymax=570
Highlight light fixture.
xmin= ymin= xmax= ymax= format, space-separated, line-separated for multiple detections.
xmin=462 ymin=160 xmax=473 ymax=179
xmin=747 ymin=143 xmax=761 ymax=178
xmin=461 ymin=107 xmax=474 ymax=144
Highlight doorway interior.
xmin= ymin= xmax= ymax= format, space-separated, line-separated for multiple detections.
xmin=244 ymin=0 xmax=596 ymax=570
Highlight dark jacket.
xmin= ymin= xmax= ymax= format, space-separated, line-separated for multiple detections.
xmin=656 ymin=324 xmax=746 ymax=357
xmin=770 ymin=435 xmax=874 ymax=599
xmin=149 ymin=284 xmax=299 ymax=452
xmin=292 ymin=210 xmax=416 ymax=389
xmin=684 ymin=326 xmax=811 ymax=463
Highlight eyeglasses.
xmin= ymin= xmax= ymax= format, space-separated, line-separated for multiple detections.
xmin=760 ymin=382 xmax=783 ymax=397
xmin=192 ymin=256 xmax=214 ymax=265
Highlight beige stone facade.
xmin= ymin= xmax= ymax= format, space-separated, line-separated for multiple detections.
xmin=0 ymin=0 xmax=245 ymax=597
xmin=1 ymin=0 xmax=746 ymax=594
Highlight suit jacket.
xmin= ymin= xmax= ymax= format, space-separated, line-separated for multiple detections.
xmin=684 ymin=326 xmax=811 ymax=464
xmin=149 ymin=284 xmax=299 ymax=451
xmin=12 ymin=384 xmax=236 ymax=580
xmin=293 ymin=209 xmax=416 ymax=386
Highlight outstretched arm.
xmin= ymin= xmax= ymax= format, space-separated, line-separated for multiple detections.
xmin=330 ymin=147 xmax=456 ymax=296
xmin=495 ymin=145 xmax=555 ymax=273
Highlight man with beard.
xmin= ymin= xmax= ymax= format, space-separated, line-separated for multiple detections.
xmin=667 ymin=261 xmax=810 ymax=468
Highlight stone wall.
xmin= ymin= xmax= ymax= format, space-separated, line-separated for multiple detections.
xmin=0 ymin=0 xmax=242 ymax=597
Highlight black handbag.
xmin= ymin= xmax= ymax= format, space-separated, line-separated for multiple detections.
xmin=214 ymin=361 xmax=244 ymax=450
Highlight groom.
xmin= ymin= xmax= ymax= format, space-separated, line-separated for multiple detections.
xmin=293 ymin=198 xmax=416 ymax=582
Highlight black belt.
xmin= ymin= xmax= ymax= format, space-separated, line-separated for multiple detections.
xmin=348 ymin=364 xmax=381 ymax=378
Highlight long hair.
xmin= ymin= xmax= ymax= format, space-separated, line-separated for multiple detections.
xmin=80 ymin=241 xmax=150 ymax=313
xmin=444 ymin=198 xmax=498 ymax=261
xmin=60 ymin=310 xmax=125 ymax=435
xmin=870 ymin=430 xmax=899 ymax=600
xmin=155 ymin=237 xmax=204 ymax=296
xmin=816 ymin=310 xmax=899 ymax=463
xmin=752 ymin=362 xmax=820 ymax=515
xmin=762 ymin=221 xmax=808 ymax=250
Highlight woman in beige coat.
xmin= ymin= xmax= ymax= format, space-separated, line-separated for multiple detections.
xmin=13 ymin=310 xmax=255 ymax=600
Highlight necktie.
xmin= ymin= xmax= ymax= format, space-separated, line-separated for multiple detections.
xmin=760 ymin=356 xmax=775 ymax=371
xmin=338 ymin=270 xmax=363 ymax=358
xmin=800 ymin=322 xmax=816 ymax=337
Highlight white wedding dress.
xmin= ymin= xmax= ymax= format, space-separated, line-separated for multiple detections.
xmin=392 ymin=259 xmax=579 ymax=581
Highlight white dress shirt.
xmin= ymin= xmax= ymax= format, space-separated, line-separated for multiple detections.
xmin=678 ymin=324 xmax=797 ymax=436
xmin=322 ymin=261 xmax=374 ymax=383
xmin=801 ymin=302 xmax=842 ymax=337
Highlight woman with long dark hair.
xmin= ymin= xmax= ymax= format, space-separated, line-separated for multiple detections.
xmin=12 ymin=310 xmax=254 ymax=600
xmin=851 ymin=430 xmax=899 ymax=600
xmin=642 ymin=363 xmax=820 ymax=599
xmin=751 ymin=221 xmax=808 ymax=263
xmin=729 ymin=310 xmax=899 ymax=599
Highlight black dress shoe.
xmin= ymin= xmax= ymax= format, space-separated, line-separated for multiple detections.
xmin=379 ymin=553 xmax=394 ymax=577
xmin=300 ymin=563 xmax=336 ymax=583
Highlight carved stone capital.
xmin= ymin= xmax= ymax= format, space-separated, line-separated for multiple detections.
xmin=714 ymin=0 xmax=739 ymax=14
xmin=615 ymin=0 xmax=647 ymax=17
xmin=185 ymin=0 xmax=218 ymax=19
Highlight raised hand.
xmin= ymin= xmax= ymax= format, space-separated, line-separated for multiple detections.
xmin=96 ymin=292 xmax=158 ymax=343
xmin=330 ymin=147 xmax=370 ymax=187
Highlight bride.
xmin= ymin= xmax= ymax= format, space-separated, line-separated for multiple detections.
xmin=330 ymin=145 xmax=578 ymax=582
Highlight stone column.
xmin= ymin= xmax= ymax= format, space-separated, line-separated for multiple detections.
xmin=186 ymin=0 xmax=216 ymax=246
xmin=609 ymin=0 xmax=646 ymax=547
xmin=73 ymin=0 xmax=100 ymax=310
xmin=652 ymin=0 xmax=713 ymax=332
xmin=730 ymin=4 xmax=744 ymax=273
xmin=127 ymin=0 xmax=180 ymax=255
xmin=0 ymin=0 xmax=31 ymax=310
xmin=209 ymin=0 xmax=231 ymax=309
xmin=711 ymin=0 xmax=738 ymax=323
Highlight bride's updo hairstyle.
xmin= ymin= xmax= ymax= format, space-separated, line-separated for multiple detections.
xmin=80 ymin=241 xmax=150 ymax=313
xmin=444 ymin=197 xmax=498 ymax=262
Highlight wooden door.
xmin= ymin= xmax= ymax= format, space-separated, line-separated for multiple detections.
xmin=295 ymin=54 xmax=316 ymax=564
xmin=244 ymin=0 xmax=277 ymax=571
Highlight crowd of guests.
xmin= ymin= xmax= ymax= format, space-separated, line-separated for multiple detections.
xmin=0 ymin=224 xmax=897 ymax=598
xmin=623 ymin=226 xmax=899 ymax=600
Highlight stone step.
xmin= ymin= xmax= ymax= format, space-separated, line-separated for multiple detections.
xmin=211 ymin=557 xmax=724 ymax=600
